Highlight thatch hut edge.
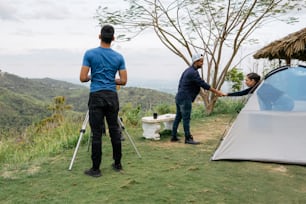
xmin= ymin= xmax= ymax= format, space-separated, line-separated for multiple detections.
xmin=253 ymin=27 xmax=306 ymax=64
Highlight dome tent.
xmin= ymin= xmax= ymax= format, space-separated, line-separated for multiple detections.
xmin=212 ymin=65 xmax=306 ymax=165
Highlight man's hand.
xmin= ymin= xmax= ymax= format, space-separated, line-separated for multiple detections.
xmin=80 ymin=66 xmax=90 ymax=82
xmin=209 ymin=87 xmax=226 ymax=97
xmin=216 ymin=90 xmax=226 ymax=97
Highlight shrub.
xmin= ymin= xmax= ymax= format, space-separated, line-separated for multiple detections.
xmin=154 ymin=103 xmax=176 ymax=114
xmin=191 ymin=103 xmax=206 ymax=119
xmin=212 ymin=97 xmax=246 ymax=114
xmin=120 ymin=103 xmax=143 ymax=126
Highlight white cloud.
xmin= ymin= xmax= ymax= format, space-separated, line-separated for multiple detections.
xmin=1 ymin=0 xmax=306 ymax=83
xmin=0 ymin=49 xmax=82 ymax=78
xmin=1 ymin=0 xmax=71 ymax=20
xmin=0 ymin=2 xmax=18 ymax=20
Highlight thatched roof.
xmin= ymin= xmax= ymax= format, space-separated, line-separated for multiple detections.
xmin=253 ymin=27 xmax=306 ymax=63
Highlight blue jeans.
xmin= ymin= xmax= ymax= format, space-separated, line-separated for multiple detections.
xmin=88 ymin=90 xmax=122 ymax=170
xmin=172 ymin=98 xmax=192 ymax=138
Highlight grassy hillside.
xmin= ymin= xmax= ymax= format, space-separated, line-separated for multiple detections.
xmin=1 ymin=115 xmax=306 ymax=203
xmin=0 ymin=87 xmax=49 ymax=132
xmin=0 ymin=72 xmax=174 ymax=134
xmin=0 ymin=72 xmax=89 ymax=133
xmin=0 ymin=72 xmax=90 ymax=111
xmin=118 ymin=86 xmax=174 ymax=110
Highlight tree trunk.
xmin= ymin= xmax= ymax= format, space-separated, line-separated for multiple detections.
xmin=198 ymin=89 xmax=218 ymax=115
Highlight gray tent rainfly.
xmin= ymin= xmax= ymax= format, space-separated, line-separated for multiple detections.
xmin=212 ymin=65 xmax=306 ymax=165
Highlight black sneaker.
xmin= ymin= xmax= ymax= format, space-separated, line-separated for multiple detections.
xmin=112 ymin=163 xmax=123 ymax=172
xmin=170 ymin=137 xmax=180 ymax=142
xmin=185 ymin=138 xmax=200 ymax=145
xmin=84 ymin=168 xmax=101 ymax=177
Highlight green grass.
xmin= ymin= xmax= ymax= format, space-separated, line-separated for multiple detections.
xmin=1 ymin=115 xmax=306 ymax=203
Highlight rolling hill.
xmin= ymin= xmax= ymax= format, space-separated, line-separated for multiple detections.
xmin=0 ymin=71 xmax=174 ymax=133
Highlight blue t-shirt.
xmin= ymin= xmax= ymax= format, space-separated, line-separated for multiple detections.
xmin=82 ymin=47 xmax=126 ymax=93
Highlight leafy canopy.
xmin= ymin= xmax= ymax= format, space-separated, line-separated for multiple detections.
xmin=95 ymin=0 xmax=305 ymax=113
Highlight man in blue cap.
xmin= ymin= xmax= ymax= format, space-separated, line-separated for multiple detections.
xmin=171 ymin=53 xmax=225 ymax=144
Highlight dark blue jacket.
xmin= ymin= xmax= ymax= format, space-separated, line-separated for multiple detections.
xmin=227 ymin=87 xmax=253 ymax=96
xmin=175 ymin=66 xmax=211 ymax=102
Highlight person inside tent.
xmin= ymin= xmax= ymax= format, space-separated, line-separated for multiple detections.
xmin=256 ymin=82 xmax=294 ymax=111
xmin=226 ymin=72 xmax=261 ymax=96
xmin=225 ymin=72 xmax=294 ymax=111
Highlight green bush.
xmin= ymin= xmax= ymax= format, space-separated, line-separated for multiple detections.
xmin=154 ymin=103 xmax=176 ymax=114
xmin=191 ymin=103 xmax=206 ymax=119
xmin=212 ymin=97 xmax=246 ymax=114
xmin=189 ymin=97 xmax=246 ymax=119
xmin=0 ymin=114 xmax=85 ymax=164
xmin=120 ymin=103 xmax=144 ymax=126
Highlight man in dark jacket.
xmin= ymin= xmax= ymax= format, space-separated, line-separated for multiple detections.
xmin=171 ymin=53 xmax=225 ymax=144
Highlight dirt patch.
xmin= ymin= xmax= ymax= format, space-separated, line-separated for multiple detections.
xmin=149 ymin=114 xmax=233 ymax=148
xmin=264 ymin=165 xmax=288 ymax=174
xmin=1 ymin=164 xmax=41 ymax=179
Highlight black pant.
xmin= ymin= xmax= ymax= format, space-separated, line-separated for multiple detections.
xmin=88 ymin=90 xmax=122 ymax=170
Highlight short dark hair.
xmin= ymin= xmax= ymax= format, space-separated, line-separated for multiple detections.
xmin=247 ymin=72 xmax=261 ymax=84
xmin=101 ymin=25 xmax=114 ymax=43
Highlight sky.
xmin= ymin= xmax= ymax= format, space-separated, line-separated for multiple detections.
xmin=0 ymin=0 xmax=305 ymax=87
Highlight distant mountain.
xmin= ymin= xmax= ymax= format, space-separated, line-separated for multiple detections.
xmin=0 ymin=86 xmax=50 ymax=132
xmin=118 ymin=86 xmax=174 ymax=109
xmin=0 ymin=71 xmax=174 ymax=133
xmin=0 ymin=72 xmax=90 ymax=111
xmin=123 ymin=77 xmax=178 ymax=95
xmin=61 ymin=77 xmax=179 ymax=95
xmin=0 ymin=72 xmax=89 ymax=132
